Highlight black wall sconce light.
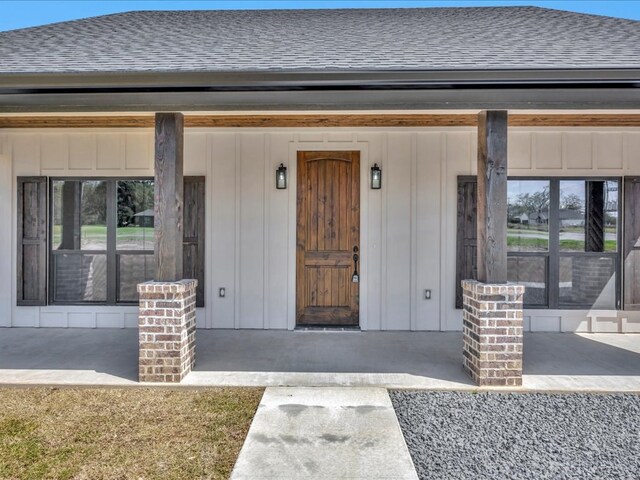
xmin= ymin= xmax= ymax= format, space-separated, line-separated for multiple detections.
xmin=276 ymin=163 xmax=287 ymax=189
xmin=370 ymin=163 xmax=382 ymax=189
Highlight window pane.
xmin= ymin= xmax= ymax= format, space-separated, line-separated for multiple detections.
xmin=508 ymin=256 xmax=547 ymax=306
xmin=559 ymin=256 xmax=616 ymax=308
xmin=559 ymin=180 xmax=619 ymax=253
xmin=52 ymin=180 xmax=107 ymax=250
xmin=117 ymin=180 xmax=154 ymax=250
xmin=118 ymin=254 xmax=155 ymax=302
xmin=53 ymin=254 xmax=107 ymax=302
xmin=604 ymin=181 xmax=619 ymax=252
xmin=559 ymin=180 xmax=586 ymax=252
xmin=507 ymin=180 xmax=550 ymax=252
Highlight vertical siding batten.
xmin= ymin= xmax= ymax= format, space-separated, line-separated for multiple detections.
xmin=381 ymin=132 xmax=389 ymax=330
xmin=0 ymin=136 xmax=12 ymax=326
xmin=358 ymin=139 xmax=370 ymax=331
xmin=287 ymin=138 xmax=297 ymax=329
xmin=410 ymin=133 xmax=418 ymax=331
xmin=234 ymin=133 xmax=241 ymax=329
xmin=438 ymin=131 xmax=448 ymax=330
xmin=263 ymin=133 xmax=271 ymax=329
xmin=205 ymin=133 xmax=214 ymax=328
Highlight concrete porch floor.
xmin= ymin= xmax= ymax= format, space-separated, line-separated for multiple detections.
xmin=0 ymin=329 xmax=639 ymax=391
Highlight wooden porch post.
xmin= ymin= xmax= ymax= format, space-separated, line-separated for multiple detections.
xmin=139 ymin=112 xmax=196 ymax=383
xmin=462 ymin=109 xmax=523 ymax=387
xmin=477 ymin=110 xmax=508 ymax=283
xmin=154 ymin=112 xmax=184 ymax=281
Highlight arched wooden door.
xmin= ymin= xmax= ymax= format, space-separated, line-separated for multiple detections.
xmin=296 ymin=151 xmax=360 ymax=326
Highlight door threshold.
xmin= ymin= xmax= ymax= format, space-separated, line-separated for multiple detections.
xmin=294 ymin=325 xmax=361 ymax=332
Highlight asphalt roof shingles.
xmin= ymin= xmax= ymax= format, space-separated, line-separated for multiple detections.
xmin=1 ymin=7 xmax=639 ymax=74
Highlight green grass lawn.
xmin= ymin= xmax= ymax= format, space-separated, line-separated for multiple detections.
xmin=508 ymin=236 xmax=617 ymax=252
xmin=558 ymin=239 xmax=617 ymax=252
xmin=507 ymin=236 xmax=549 ymax=250
xmin=0 ymin=387 xmax=262 ymax=480
xmin=53 ymin=226 xmax=154 ymax=248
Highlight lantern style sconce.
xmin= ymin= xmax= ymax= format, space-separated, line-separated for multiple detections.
xmin=370 ymin=163 xmax=382 ymax=189
xmin=276 ymin=163 xmax=287 ymax=189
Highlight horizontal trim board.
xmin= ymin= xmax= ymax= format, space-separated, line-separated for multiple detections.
xmin=1 ymin=88 xmax=639 ymax=112
xmin=0 ymin=84 xmax=640 ymax=114
xmin=509 ymin=114 xmax=640 ymax=127
xmin=2 ymin=114 xmax=640 ymax=129
xmin=0 ymin=116 xmax=154 ymax=128
xmin=2 ymin=69 xmax=640 ymax=89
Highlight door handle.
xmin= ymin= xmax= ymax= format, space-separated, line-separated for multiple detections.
xmin=352 ymin=247 xmax=359 ymax=283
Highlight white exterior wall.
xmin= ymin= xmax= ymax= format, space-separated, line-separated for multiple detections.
xmin=2 ymin=125 xmax=640 ymax=332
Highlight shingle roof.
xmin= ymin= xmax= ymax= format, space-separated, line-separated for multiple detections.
xmin=0 ymin=7 xmax=639 ymax=74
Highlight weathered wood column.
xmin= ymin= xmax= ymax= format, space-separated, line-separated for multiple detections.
xmin=477 ymin=110 xmax=508 ymax=284
xmin=462 ymin=110 xmax=524 ymax=387
xmin=154 ymin=112 xmax=184 ymax=281
xmin=138 ymin=112 xmax=196 ymax=383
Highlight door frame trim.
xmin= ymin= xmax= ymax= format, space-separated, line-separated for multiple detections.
xmin=287 ymin=141 xmax=369 ymax=330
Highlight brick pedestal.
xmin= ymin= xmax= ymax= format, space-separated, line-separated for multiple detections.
xmin=462 ymin=280 xmax=525 ymax=387
xmin=137 ymin=279 xmax=197 ymax=383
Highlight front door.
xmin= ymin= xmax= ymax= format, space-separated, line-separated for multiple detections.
xmin=296 ymin=151 xmax=360 ymax=326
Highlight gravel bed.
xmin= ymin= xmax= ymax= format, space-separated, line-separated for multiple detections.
xmin=390 ymin=391 xmax=640 ymax=480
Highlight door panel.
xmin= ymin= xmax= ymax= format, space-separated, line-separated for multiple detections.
xmin=297 ymin=151 xmax=360 ymax=326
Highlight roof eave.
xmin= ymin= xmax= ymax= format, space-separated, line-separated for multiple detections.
xmin=1 ymin=68 xmax=640 ymax=89
xmin=1 ymin=86 xmax=640 ymax=113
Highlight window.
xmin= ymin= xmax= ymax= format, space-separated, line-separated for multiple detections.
xmin=50 ymin=178 xmax=154 ymax=304
xmin=456 ymin=176 xmax=621 ymax=310
xmin=507 ymin=178 xmax=620 ymax=309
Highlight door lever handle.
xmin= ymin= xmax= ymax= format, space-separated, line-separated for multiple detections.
xmin=352 ymin=252 xmax=359 ymax=283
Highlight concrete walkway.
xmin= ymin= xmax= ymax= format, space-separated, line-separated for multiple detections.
xmin=1 ymin=328 xmax=639 ymax=391
xmin=231 ymin=387 xmax=418 ymax=480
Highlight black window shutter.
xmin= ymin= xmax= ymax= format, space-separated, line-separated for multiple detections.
xmin=17 ymin=176 xmax=48 ymax=306
xmin=455 ymin=176 xmax=478 ymax=308
xmin=183 ymin=176 xmax=205 ymax=307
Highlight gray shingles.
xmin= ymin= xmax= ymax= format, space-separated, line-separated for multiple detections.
xmin=0 ymin=6 xmax=639 ymax=74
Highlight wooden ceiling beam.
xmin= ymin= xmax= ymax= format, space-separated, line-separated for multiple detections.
xmin=1 ymin=113 xmax=640 ymax=129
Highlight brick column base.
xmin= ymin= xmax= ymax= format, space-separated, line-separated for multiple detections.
xmin=462 ymin=280 xmax=525 ymax=387
xmin=137 ymin=279 xmax=197 ymax=383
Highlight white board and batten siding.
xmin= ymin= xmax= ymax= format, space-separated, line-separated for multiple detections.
xmin=1 ymin=130 xmax=206 ymax=329
xmin=2 ymin=126 xmax=640 ymax=332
